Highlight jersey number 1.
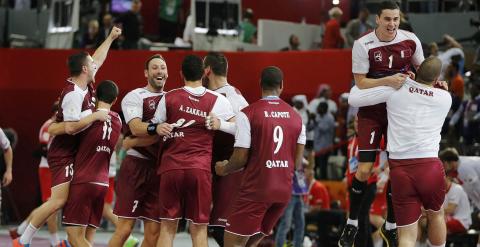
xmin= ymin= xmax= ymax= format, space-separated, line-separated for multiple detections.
xmin=273 ymin=126 xmax=284 ymax=154
xmin=388 ymin=55 xmax=393 ymax=69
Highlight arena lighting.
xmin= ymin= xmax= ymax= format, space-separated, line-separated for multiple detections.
xmin=332 ymin=0 xmax=340 ymax=5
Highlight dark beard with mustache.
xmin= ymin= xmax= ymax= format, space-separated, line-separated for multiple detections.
xmin=148 ymin=76 xmax=165 ymax=91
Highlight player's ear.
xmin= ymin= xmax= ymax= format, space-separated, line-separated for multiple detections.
xmin=144 ymin=69 xmax=148 ymax=79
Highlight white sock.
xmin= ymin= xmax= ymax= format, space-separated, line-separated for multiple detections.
xmin=385 ymin=221 xmax=397 ymax=230
xmin=19 ymin=223 xmax=38 ymax=244
xmin=50 ymin=233 xmax=60 ymax=246
xmin=17 ymin=220 xmax=29 ymax=235
xmin=427 ymin=240 xmax=446 ymax=247
xmin=346 ymin=218 xmax=358 ymax=227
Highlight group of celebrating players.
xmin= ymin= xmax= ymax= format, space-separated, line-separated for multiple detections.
xmin=8 ymin=1 xmax=458 ymax=247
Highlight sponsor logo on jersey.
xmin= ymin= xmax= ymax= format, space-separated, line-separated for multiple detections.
xmin=148 ymin=99 xmax=156 ymax=110
xmin=374 ymin=51 xmax=382 ymax=62
xmin=265 ymin=160 xmax=289 ymax=168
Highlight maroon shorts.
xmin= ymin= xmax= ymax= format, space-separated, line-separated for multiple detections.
xmin=113 ymin=156 xmax=159 ymax=222
xmin=210 ymin=171 xmax=243 ymax=227
xmin=357 ymin=104 xmax=387 ymax=161
xmin=104 ymin=177 xmax=115 ymax=204
xmin=446 ymin=216 xmax=467 ymax=234
xmin=389 ymin=158 xmax=446 ymax=227
xmin=49 ymin=158 xmax=74 ymax=187
xmin=159 ymin=169 xmax=211 ymax=224
xmin=225 ymin=198 xmax=288 ymax=236
xmin=62 ymin=183 xmax=108 ymax=228
xmin=38 ymin=167 xmax=52 ymax=202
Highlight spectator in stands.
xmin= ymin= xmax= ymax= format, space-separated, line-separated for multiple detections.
xmin=443 ymin=176 xmax=472 ymax=234
xmin=345 ymin=8 xmax=373 ymax=48
xmin=322 ymin=7 xmax=345 ymax=49
xmin=308 ymin=102 xmax=335 ymax=179
xmin=335 ymin=93 xmax=350 ymax=152
xmin=117 ymin=0 xmax=143 ymax=49
xmin=280 ymin=34 xmax=301 ymax=51
xmin=158 ymin=0 xmax=183 ymax=43
xmin=274 ymin=159 xmax=308 ymax=247
xmin=81 ymin=19 xmax=101 ymax=49
xmin=305 ymin=167 xmax=330 ymax=211
xmin=449 ymin=81 xmax=480 ymax=149
xmin=429 ymin=34 xmax=465 ymax=80
xmin=239 ymin=8 xmax=257 ymax=44
xmin=445 ymin=62 xmax=465 ymax=100
xmin=98 ymin=13 xmax=119 ymax=50
xmin=308 ymin=84 xmax=338 ymax=117
xmin=292 ymin=94 xmax=309 ymax=124
xmin=183 ymin=14 xmax=194 ymax=44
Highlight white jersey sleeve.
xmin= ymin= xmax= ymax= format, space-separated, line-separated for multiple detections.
xmin=411 ymin=34 xmax=424 ymax=68
xmin=229 ymin=92 xmax=249 ymax=114
xmin=297 ymin=125 xmax=306 ymax=145
xmin=352 ymin=40 xmax=370 ymax=74
xmin=152 ymin=96 xmax=167 ymax=124
xmin=0 ymin=128 xmax=10 ymax=150
xmin=62 ymin=91 xmax=84 ymax=121
xmin=234 ymin=112 xmax=251 ymax=148
xmin=348 ymin=85 xmax=397 ymax=107
xmin=121 ymin=90 xmax=143 ymax=124
xmin=212 ymin=94 xmax=236 ymax=121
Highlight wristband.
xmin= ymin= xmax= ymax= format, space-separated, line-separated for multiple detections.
xmin=147 ymin=123 xmax=158 ymax=136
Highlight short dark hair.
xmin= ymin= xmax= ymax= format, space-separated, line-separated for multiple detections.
xmin=68 ymin=51 xmax=89 ymax=76
xmin=439 ymin=148 xmax=459 ymax=162
xmin=145 ymin=54 xmax=165 ymax=70
xmin=204 ymin=52 xmax=228 ymax=77
xmin=260 ymin=66 xmax=283 ymax=90
xmin=96 ymin=80 xmax=119 ymax=104
xmin=377 ymin=1 xmax=400 ymax=16
xmin=182 ymin=55 xmax=204 ymax=81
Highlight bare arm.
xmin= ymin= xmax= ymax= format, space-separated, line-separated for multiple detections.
xmin=92 ymin=26 xmax=122 ymax=68
xmin=295 ymin=143 xmax=305 ymax=170
xmin=215 ymin=148 xmax=249 ymax=176
xmin=128 ymin=118 xmax=150 ymax=137
xmin=2 ymin=147 xmax=13 ymax=186
xmin=444 ymin=34 xmax=462 ymax=49
xmin=444 ymin=202 xmax=457 ymax=215
xmin=49 ymin=111 xmax=108 ymax=135
xmin=354 ymin=73 xmax=407 ymax=90
xmin=122 ymin=136 xmax=159 ymax=150
xmin=348 ymin=85 xmax=397 ymax=107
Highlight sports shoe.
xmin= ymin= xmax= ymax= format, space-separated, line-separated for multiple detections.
xmin=124 ymin=235 xmax=140 ymax=247
xmin=12 ymin=238 xmax=30 ymax=247
xmin=380 ymin=223 xmax=398 ymax=247
xmin=338 ymin=224 xmax=357 ymax=247
xmin=55 ymin=239 xmax=72 ymax=247
xmin=9 ymin=228 xmax=20 ymax=239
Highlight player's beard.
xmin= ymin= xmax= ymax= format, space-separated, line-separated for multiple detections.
xmin=148 ymin=74 xmax=166 ymax=91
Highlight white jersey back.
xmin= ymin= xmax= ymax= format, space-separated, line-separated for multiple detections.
xmin=214 ymin=83 xmax=248 ymax=115
xmin=458 ymin=156 xmax=480 ymax=209
xmin=443 ymin=182 xmax=472 ymax=229
xmin=349 ymin=78 xmax=452 ymax=159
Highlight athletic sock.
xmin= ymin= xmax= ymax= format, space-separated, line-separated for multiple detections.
xmin=348 ymin=176 xmax=367 ymax=220
xmin=50 ymin=232 xmax=60 ymax=246
xmin=17 ymin=220 xmax=29 ymax=235
xmin=346 ymin=218 xmax=358 ymax=227
xmin=19 ymin=223 xmax=38 ymax=244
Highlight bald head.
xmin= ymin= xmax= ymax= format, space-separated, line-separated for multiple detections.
xmin=416 ymin=57 xmax=442 ymax=84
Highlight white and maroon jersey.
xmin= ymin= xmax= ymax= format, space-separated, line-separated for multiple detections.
xmin=121 ymin=87 xmax=164 ymax=161
xmin=153 ymin=86 xmax=235 ymax=174
xmin=72 ymin=110 xmax=122 ymax=185
xmin=48 ymin=80 xmax=96 ymax=164
xmin=457 ymin=156 xmax=480 ymax=209
xmin=39 ymin=118 xmax=54 ymax=168
xmin=212 ymin=83 xmax=249 ymax=162
xmin=0 ymin=128 xmax=10 ymax=151
xmin=235 ymin=97 xmax=306 ymax=203
xmin=352 ymin=30 xmax=424 ymax=79
xmin=349 ymin=78 xmax=451 ymax=159
xmin=443 ymin=182 xmax=472 ymax=230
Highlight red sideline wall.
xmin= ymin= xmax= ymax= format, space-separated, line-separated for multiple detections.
xmin=0 ymin=48 xmax=352 ymax=221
